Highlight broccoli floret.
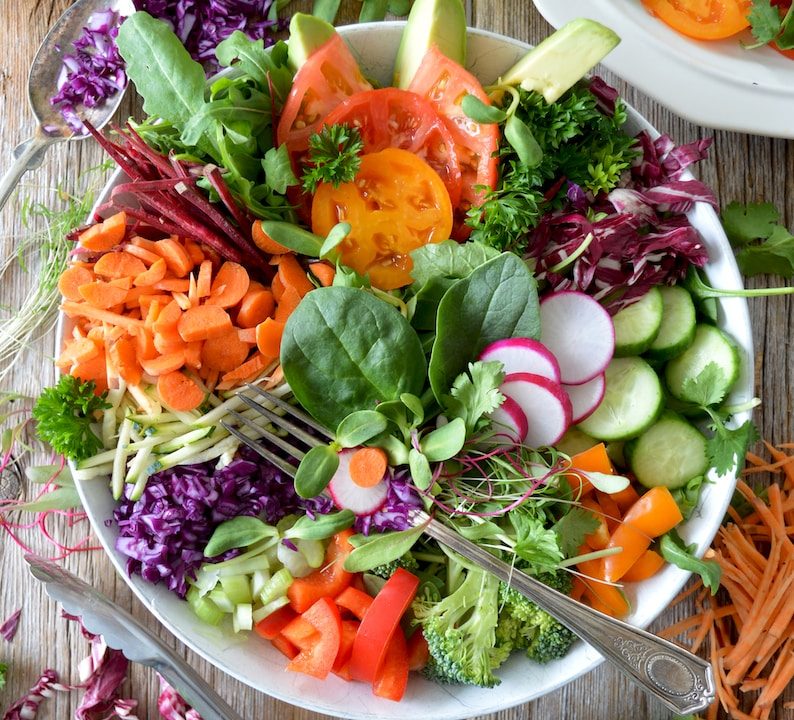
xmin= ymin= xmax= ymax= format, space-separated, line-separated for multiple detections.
xmin=413 ymin=558 xmax=505 ymax=688
xmin=496 ymin=570 xmax=576 ymax=664
xmin=370 ymin=551 xmax=420 ymax=579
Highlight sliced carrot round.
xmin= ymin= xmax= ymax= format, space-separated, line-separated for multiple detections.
xmin=205 ymin=262 xmax=250 ymax=309
xmin=177 ymin=305 xmax=232 ymax=342
xmin=201 ymin=327 xmax=251 ymax=372
xmin=77 ymin=281 xmax=130 ymax=310
xmin=109 ymin=336 xmax=142 ymax=386
xmin=93 ymin=251 xmax=147 ymax=279
xmin=58 ymin=265 xmax=95 ymax=302
xmin=236 ymin=287 xmax=275 ymax=328
xmin=78 ymin=211 xmax=127 ymax=252
xmin=255 ymin=318 xmax=285 ymax=358
xmin=133 ymin=258 xmax=168 ymax=287
xmin=157 ymin=370 xmax=205 ymax=411
xmin=349 ymin=447 xmax=388 ymax=488
xmin=154 ymin=237 xmax=193 ymax=278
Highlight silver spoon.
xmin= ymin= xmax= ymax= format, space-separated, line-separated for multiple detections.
xmin=0 ymin=0 xmax=135 ymax=212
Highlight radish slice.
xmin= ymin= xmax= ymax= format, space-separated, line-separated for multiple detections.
xmin=539 ymin=291 xmax=615 ymax=385
xmin=487 ymin=395 xmax=529 ymax=445
xmin=563 ymin=374 xmax=606 ymax=424
xmin=478 ymin=337 xmax=561 ymax=383
xmin=328 ymin=449 xmax=389 ymax=515
xmin=501 ymin=372 xmax=573 ymax=448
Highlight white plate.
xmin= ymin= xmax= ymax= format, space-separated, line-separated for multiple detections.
xmin=72 ymin=22 xmax=755 ymax=719
xmin=533 ymin=0 xmax=794 ymax=138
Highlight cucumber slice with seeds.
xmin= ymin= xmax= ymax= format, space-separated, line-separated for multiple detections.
xmin=645 ymin=285 xmax=696 ymax=362
xmin=613 ymin=287 xmax=663 ymax=357
xmin=577 ymin=357 xmax=663 ymax=441
xmin=625 ymin=411 xmax=708 ymax=489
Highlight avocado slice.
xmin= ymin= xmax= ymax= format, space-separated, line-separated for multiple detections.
xmin=287 ymin=12 xmax=337 ymax=71
xmin=500 ymin=18 xmax=620 ymax=104
xmin=393 ymin=0 xmax=467 ymax=88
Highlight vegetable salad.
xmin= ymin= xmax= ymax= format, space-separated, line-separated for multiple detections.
xmin=33 ymin=1 xmax=756 ymax=704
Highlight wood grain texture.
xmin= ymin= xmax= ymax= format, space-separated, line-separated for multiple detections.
xmin=0 ymin=1 xmax=792 ymax=718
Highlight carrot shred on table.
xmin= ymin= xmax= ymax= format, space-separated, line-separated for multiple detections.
xmin=665 ymin=442 xmax=794 ymax=719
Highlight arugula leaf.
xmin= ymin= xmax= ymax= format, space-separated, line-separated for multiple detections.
xmin=0 ymin=661 xmax=6 ymax=690
xmin=511 ymin=512 xmax=564 ymax=571
xmin=215 ymin=32 xmax=293 ymax=103
xmin=671 ymin=475 xmax=707 ymax=520
xmin=443 ymin=361 xmax=505 ymax=435
xmin=707 ymin=417 xmax=759 ymax=476
xmin=262 ymin=145 xmax=298 ymax=194
xmin=552 ymin=507 xmax=600 ymax=558
xmin=747 ymin=0 xmax=784 ymax=46
xmin=33 ymin=376 xmax=110 ymax=461
xmin=302 ymin=125 xmax=364 ymax=193
xmin=659 ymin=531 xmax=721 ymax=595
xmin=681 ymin=362 xmax=730 ymax=407
xmin=722 ymin=201 xmax=794 ymax=277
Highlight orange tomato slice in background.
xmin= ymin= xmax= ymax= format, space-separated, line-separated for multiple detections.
xmin=642 ymin=0 xmax=752 ymax=40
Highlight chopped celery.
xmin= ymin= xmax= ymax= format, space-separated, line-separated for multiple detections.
xmin=219 ymin=574 xmax=252 ymax=605
xmin=111 ymin=418 xmax=133 ymax=500
xmin=233 ymin=603 xmax=253 ymax=633
xmin=252 ymin=595 xmax=290 ymax=625
xmin=186 ymin=586 xmax=225 ymax=626
xmin=217 ymin=555 xmax=272 ymax=578
xmin=260 ymin=568 xmax=293 ymax=606
xmin=208 ymin=589 xmax=235 ymax=613
xmin=251 ymin=569 xmax=272 ymax=598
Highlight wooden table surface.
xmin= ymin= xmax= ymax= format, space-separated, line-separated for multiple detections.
xmin=0 ymin=2 xmax=792 ymax=718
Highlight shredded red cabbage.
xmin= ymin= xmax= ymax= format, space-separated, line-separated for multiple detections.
xmin=50 ymin=9 xmax=128 ymax=134
xmin=2 ymin=669 xmax=70 ymax=720
xmin=132 ymin=0 xmax=289 ymax=73
xmin=0 ymin=608 xmax=21 ymax=642
xmin=112 ymin=448 xmax=333 ymax=598
xmin=157 ymin=676 xmax=204 ymax=720
xmin=529 ymin=125 xmax=716 ymax=312
xmin=354 ymin=470 xmax=423 ymax=535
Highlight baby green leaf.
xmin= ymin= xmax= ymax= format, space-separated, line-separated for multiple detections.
xmin=204 ymin=516 xmax=276 ymax=557
xmin=409 ymin=448 xmax=433 ymax=490
xmin=344 ymin=524 xmax=425 ymax=572
xmin=421 ymin=417 xmax=466 ymax=462
xmin=336 ymin=410 xmax=389 ymax=448
xmin=284 ymin=510 xmax=355 ymax=540
xmin=461 ymin=94 xmax=507 ymax=124
xmin=295 ymin=444 xmax=339 ymax=498
xmin=660 ymin=531 xmax=721 ymax=594
xmin=319 ymin=222 xmax=350 ymax=259
xmin=258 ymin=221 xmax=324 ymax=257
xmin=504 ymin=114 xmax=543 ymax=168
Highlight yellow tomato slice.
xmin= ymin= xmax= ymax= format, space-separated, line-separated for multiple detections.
xmin=642 ymin=0 xmax=752 ymax=40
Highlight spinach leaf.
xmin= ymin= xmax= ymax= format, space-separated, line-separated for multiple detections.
xmin=428 ymin=253 xmax=540 ymax=401
xmin=410 ymin=240 xmax=500 ymax=287
xmin=117 ymin=12 xmax=205 ymax=128
xmin=281 ymin=287 xmax=427 ymax=429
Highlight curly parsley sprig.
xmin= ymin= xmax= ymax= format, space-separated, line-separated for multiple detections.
xmin=33 ymin=375 xmax=110 ymax=461
xmin=301 ymin=124 xmax=364 ymax=194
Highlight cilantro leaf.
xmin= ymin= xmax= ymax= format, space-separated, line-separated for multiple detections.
xmin=659 ymin=531 xmax=721 ymax=594
xmin=444 ymin=361 xmax=505 ymax=435
xmin=0 ymin=661 xmax=6 ymax=689
xmin=301 ymin=124 xmax=364 ymax=194
xmin=721 ymin=201 xmax=780 ymax=247
xmin=33 ymin=376 xmax=110 ymax=461
xmin=680 ymin=362 xmax=731 ymax=408
xmin=511 ymin=512 xmax=564 ymax=571
xmin=747 ymin=0 xmax=783 ymax=46
xmin=552 ymin=507 xmax=601 ymax=558
xmin=707 ymin=418 xmax=759 ymax=476
xmin=735 ymin=225 xmax=794 ymax=277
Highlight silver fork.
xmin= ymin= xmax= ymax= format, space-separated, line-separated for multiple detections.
xmin=222 ymin=385 xmax=715 ymax=715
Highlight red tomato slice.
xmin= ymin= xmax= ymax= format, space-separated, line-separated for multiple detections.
xmin=641 ymin=0 xmax=751 ymax=40
xmin=277 ymin=34 xmax=372 ymax=170
xmin=408 ymin=45 xmax=500 ymax=238
xmin=322 ymin=87 xmax=463 ymax=208
xmin=349 ymin=568 xmax=420 ymax=683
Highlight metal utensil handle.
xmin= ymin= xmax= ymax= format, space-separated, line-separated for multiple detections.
xmin=0 ymin=132 xmax=59 ymax=212
xmin=154 ymin=654 xmax=247 ymax=720
xmin=422 ymin=517 xmax=715 ymax=715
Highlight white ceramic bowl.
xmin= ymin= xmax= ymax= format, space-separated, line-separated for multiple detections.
xmin=72 ymin=22 xmax=754 ymax=719
xmin=533 ymin=0 xmax=794 ymax=138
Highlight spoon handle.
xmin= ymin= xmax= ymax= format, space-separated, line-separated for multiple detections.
xmin=0 ymin=131 xmax=60 ymax=212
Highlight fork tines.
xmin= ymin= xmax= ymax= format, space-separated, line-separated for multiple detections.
xmin=220 ymin=385 xmax=332 ymax=479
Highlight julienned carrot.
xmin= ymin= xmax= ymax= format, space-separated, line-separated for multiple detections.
xmin=109 ymin=336 xmax=142 ymax=385
xmin=140 ymin=351 xmax=186 ymax=377
xmin=236 ymin=287 xmax=275 ymax=328
xmin=349 ymin=447 xmax=388 ymax=488
xmin=256 ymin=318 xmax=284 ymax=358
xmin=196 ymin=259 xmax=212 ymax=298
xmin=309 ymin=261 xmax=335 ymax=287
xmin=157 ymin=370 xmax=205 ymax=411
xmin=272 ymin=272 xmax=286 ymax=302
xmin=94 ymin=251 xmax=147 ymax=279
xmin=78 ymin=211 xmax=127 ymax=252
xmin=206 ymin=262 xmax=250 ymax=309
xmin=154 ymin=278 xmax=191 ymax=293
xmin=58 ymin=265 xmax=95 ymax=302
xmin=278 ymin=253 xmax=314 ymax=297
xmin=61 ymin=302 xmax=144 ymax=331
xmin=665 ymin=443 xmax=794 ymax=720
xmin=177 ymin=305 xmax=232 ymax=342
xmin=217 ymin=353 xmax=272 ymax=390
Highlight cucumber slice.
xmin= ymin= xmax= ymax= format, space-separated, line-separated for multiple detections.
xmin=576 ymin=357 xmax=663 ymax=441
xmin=665 ymin=324 xmax=740 ymax=405
xmin=613 ymin=287 xmax=663 ymax=357
xmin=645 ymin=285 xmax=696 ymax=362
xmin=625 ymin=412 xmax=708 ymax=489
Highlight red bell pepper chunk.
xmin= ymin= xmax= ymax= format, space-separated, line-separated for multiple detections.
xmin=349 ymin=568 xmax=420 ymax=683
xmin=254 ymin=605 xmax=297 ymax=641
xmin=280 ymin=614 xmax=317 ymax=650
xmin=373 ymin=628 xmax=410 ymax=702
xmin=285 ymin=597 xmax=342 ymax=679
xmin=270 ymin=633 xmax=299 ymax=660
xmin=287 ymin=529 xmax=355 ymax=613
xmin=406 ymin=629 xmax=430 ymax=671
xmin=335 ymin=586 xmax=374 ymax=621
xmin=332 ymin=619 xmax=360 ymax=677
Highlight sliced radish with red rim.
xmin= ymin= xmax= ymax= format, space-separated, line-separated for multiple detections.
xmin=563 ymin=374 xmax=606 ymax=424
xmin=487 ymin=395 xmax=529 ymax=445
xmin=539 ymin=291 xmax=615 ymax=385
xmin=478 ymin=337 xmax=561 ymax=383
xmin=501 ymin=372 xmax=572 ymax=448
xmin=328 ymin=448 xmax=389 ymax=515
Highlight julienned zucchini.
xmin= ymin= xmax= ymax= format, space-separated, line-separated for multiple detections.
xmin=625 ymin=411 xmax=709 ymax=490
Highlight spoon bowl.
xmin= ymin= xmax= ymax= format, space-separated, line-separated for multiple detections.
xmin=0 ymin=0 xmax=134 ymax=211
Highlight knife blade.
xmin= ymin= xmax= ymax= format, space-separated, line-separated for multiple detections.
xmin=25 ymin=554 xmax=246 ymax=720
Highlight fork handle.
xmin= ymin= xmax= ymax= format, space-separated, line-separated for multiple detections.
xmin=0 ymin=131 xmax=60 ymax=212
xmin=423 ymin=518 xmax=715 ymax=715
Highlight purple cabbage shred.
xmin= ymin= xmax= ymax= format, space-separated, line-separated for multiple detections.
xmin=0 ymin=608 xmax=22 ymax=642
xmin=112 ymin=447 xmax=332 ymax=598
xmin=354 ymin=470 xmax=423 ymax=536
xmin=158 ymin=676 xmax=204 ymax=719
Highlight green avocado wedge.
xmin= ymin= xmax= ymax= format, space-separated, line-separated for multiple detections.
xmin=393 ymin=0 xmax=467 ymax=88
xmin=499 ymin=18 xmax=620 ymax=103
